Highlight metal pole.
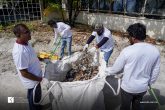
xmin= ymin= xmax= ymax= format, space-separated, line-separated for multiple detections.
xmin=39 ymin=0 xmax=43 ymax=21
xmin=109 ymin=0 xmax=112 ymax=13
xmin=1 ymin=0 xmax=6 ymax=24
xmin=12 ymin=0 xmax=17 ymax=23
xmin=97 ymin=0 xmax=99 ymax=12
xmin=31 ymin=0 xmax=34 ymax=21
xmin=123 ymin=0 xmax=126 ymax=15
xmin=27 ymin=0 xmax=30 ymax=21
xmin=88 ymin=0 xmax=89 ymax=12
xmin=23 ymin=0 xmax=26 ymax=21
xmin=142 ymin=0 xmax=148 ymax=17
xmin=7 ymin=1 xmax=11 ymax=23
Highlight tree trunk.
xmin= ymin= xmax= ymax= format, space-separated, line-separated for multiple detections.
xmin=72 ymin=0 xmax=80 ymax=27
xmin=59 ymin=0 xmax=65 ymax=22
xmin=68 ymin=0 xmax=73 ymax=26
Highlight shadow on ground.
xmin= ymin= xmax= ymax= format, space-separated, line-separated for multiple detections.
xmin=102 ymin=76 xmax=165 ymax=110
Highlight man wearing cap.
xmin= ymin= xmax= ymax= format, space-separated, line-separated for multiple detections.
xmin=83 ymin=23 xmax=114 ymax=66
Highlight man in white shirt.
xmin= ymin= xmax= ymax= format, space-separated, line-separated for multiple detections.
xmin=12 ymin=24 xmax=42 ymax=110
xmin=105 ymin=23 xmax=160 ymax=110
xmin=83 ymin=23 xmax=114 ymax=66
xmin=48 ymin=20 xmax=72 ymax=60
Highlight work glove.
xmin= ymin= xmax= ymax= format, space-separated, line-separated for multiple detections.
xmin=114 ymin=74 xmax=123 ymax=79
xmin=104 ymin=67 xmax=123 ymax=78
xmin=104 ymin=67 xmax=111 ymax=76
xmin=93 ymin=46 xmax=98 ymax=52
xmin=83 ymin=44 xmax=89 ymax=51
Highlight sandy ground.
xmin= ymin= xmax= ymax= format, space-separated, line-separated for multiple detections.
xmin=0 ymin=30 xmax=164 ymax=110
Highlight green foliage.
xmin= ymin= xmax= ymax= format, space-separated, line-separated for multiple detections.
xmin=73 ymin=0 xmax=80 ymax=9
xmin=43 ymin=3 xmax=61 ymax=16
xmin=26 ymin=23 xmax=35 ymax=31
xmin=0 ymin=22 xmax=35 ymax=33
xmin=49 ymin=3 xmax=60 ymax=10
xmin=0 ymin=25 xmax=4 ymax=32
xmin=6 ymin=23 xmax=15 ymax=30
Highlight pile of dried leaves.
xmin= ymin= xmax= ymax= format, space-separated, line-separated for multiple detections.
xmin=65 ymin=52 xmax=98 ymax=81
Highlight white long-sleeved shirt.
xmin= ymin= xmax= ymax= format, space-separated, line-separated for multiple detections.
xmin=54 ymin=22 xmax=72 ymax=43
xmin=106 ymin=42 xmax=160 ymax=93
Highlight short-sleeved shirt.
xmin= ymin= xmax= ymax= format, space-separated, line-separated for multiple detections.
xmin=12 ymin=42 xmax=42 ymax=89
xmin=92 ymin=27 xmax=114 ymax=52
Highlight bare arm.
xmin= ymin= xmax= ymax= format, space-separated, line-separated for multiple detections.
xmin=20 ymin=69 xmax=42 ymax=82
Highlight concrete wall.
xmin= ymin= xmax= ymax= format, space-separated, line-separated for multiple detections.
xmin=76 ymin=11 xmax=165 ymax=40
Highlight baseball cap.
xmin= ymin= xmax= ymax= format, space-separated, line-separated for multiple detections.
xmin=94 ymin=23 xmax=103 ymax=30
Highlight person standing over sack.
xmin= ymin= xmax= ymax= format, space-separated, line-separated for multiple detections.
xmin=105 ymin=23 xmax=160 ymax=110
xmin=12 ymin=24 xmax=42 ymax=110
xmin=48 ymin=20 xmax=72 ymax=60
xmin=83 ymin=23 xmax=114 ymax=66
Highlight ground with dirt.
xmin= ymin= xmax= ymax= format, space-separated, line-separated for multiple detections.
xmin=0 ymin=22 xmax=165 ymax=110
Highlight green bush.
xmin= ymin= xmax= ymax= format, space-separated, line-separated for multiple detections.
xmin=0 ymin=25 xmax=4 ymax=32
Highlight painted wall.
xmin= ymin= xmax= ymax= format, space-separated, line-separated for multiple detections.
xmin=76 ymin=11 xmax=165 ymax=40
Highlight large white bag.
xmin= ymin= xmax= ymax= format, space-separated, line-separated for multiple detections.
xmin=45 ymin=61 xmax=72 ymax=81
xmin=44 ymin=51 xmax=85 ymax=81
xmin=43 ymin=48 xmax=121 ymax=110
xmin=50 ymin=77 xmax=105 ymax=110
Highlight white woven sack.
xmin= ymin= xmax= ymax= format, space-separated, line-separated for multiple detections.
xmin=50 ymin=77 xmax=105 ymax=110
xmin=45 ymin=61 xmax=72 ymax=81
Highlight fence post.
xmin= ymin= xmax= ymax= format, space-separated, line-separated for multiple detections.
xmin=12 ymin=0 xmax=17 ymax=23
xmin=39 ymin=0 xmax=43 ymax=22
xmin=141 ymin=0 xmax=148 ymax=17
xmin=87 ymin=0 xmax=89 ymax=12
xmin=123 ymin=0 xmax=126 ymax=15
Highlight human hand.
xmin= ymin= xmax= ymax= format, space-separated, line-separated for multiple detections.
xmin=83 ymin=44 xmax=89 ymax=51
xmin=104 ymin=67 xmax=111 ymax=76
xmin=60 ymin=31 xmax=65 ymax=36
xmin=114 ymin=74 xmax=123 ymax=79
xmin=93 ymin=46 xmax=99 ymax=52
xmin=38 ymin=77 xmax=43 ymax=82
xmin=98 ymin=68 xmax=109 ymax=78
xmin=40 ymin=78 xmax=49 ymax=85
xmin=95 ymin=45 xmax=99 ymax=49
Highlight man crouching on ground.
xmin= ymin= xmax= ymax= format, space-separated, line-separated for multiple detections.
xmin=12 ymin=24 xmax=42 ymax=110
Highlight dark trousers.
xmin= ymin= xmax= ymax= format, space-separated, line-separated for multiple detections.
xmin=27 ymin=83 xmax=42 ymax=110
xmin=120 ymin=88 xmax=146 ymax=110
